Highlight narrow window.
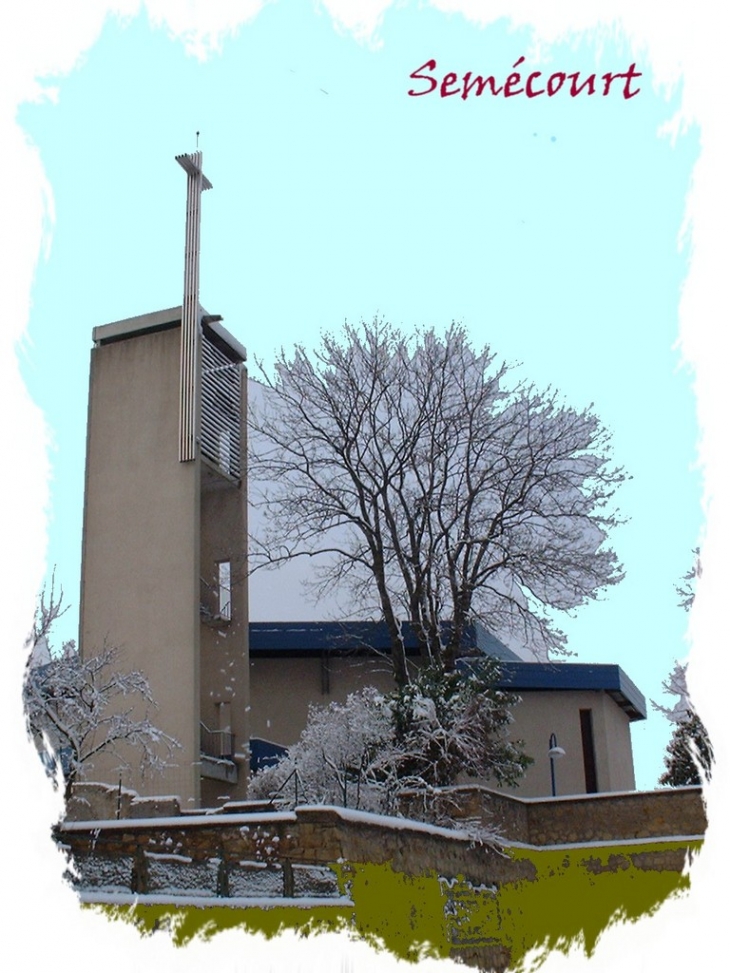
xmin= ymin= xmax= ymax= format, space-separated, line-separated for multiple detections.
xmin=217 ymin=560 xmax=231 ymax=620
xmin=580 ymin=708 xmax=598 ymax=793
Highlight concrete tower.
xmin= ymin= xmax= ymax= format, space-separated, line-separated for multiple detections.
xmin=78 ymin=153 xmax=249 ymax=808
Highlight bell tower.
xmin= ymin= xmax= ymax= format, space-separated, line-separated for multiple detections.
xmin=78 ymin=152 xmax=250 ymax=808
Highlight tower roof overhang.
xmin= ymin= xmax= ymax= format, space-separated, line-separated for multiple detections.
xmin=92 ymin=306 xmax=247 ymax=362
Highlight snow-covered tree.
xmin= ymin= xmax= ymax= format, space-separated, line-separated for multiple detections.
xmin=388 ymin=660 xmax=531 ymax=790
xmin=249 ymin=686 xmax=395 ymax=813
xmin=653 ymin=660 xmax=693 ymax=726
xmin=654 ymin=553 xmax=713 ymax=787
xmin=23 ymin=580 xmax=180 ymax=799
xmin=659 ymin=712 xmax=713 ymax=787
xmin=654 ymin=661 xmax=713 ymax=787
xmin=248 ymin=660 xmax=531 ymax=820
xmin=249 ymin=320 xmax=626 ymax=684
xmin=675 ymin=547 xmax=701 ymax=613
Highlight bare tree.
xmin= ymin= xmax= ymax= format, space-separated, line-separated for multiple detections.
xmin=249 ymin=320 xmax=626 ymax=684
xmin=24 ymin=580 xmax=180 ymax=800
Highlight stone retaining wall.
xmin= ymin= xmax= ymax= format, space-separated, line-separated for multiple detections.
xmin=54 ymin=787 xmax=705 ymax=973
xmin=526 ymin=787 xmax=706 ymax=844
xmin=56 ymin=783 xmax=706 ymax=901
xmin=56 ymin=785 xmax=705 ymax=901
xmin=398 ymin=784 xmax=707 ymax=845
xmin=57 ymin=806 xmax=537 ymax=896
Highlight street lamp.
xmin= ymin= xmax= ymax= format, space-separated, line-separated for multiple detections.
xmin=548 ymin=732 xmax=566 ymax=797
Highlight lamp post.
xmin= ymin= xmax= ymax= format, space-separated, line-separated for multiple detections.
xmin=548 ymin=732 xmax=566 ymax=797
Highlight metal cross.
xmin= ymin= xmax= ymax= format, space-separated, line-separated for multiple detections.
xmin=175 ymin=150 xmax=212 ymax=463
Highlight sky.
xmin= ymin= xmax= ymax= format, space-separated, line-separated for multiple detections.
xmin=3 ymin=2 xmax=728 ymax=972
xmin=17 ymin=0 xmax=702 ymax=790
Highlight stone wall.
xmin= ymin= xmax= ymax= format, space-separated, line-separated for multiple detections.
xmin=54 ymin=787 xmax=705 ymax=973
xmin=525 ymin=787 xmax=706 ymax=845
xmin=57 ymin=806 xmax=537 ymax=896
xmin=398 ymin=784 xmax=707 ymax=846
xmin=56 ymin=784 xmax=706 ymax=901
xmin=65 ymin=783 xmax=182 ymax=822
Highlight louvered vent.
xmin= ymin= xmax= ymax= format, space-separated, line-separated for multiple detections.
xmin=200 ymin=333 xmax=242 ymax=478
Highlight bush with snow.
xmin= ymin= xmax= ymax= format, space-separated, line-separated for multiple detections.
xmin=249 ymin=659 xmax=531 ymax=824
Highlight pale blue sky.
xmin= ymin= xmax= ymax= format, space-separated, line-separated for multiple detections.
xmin=19 ymin=2 xmax=702 ymax=790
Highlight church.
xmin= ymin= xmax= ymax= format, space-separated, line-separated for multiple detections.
xmin=77 ymin=151 xmax=645 ymax=809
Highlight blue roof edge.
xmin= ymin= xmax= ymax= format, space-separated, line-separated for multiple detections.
xmin=461 ymin=660 xmax=647 ymax=722
xmin=248 ymin=621 xmax=646 ymax=721
xmin=249 ymin=619 xmax=521 ymax=660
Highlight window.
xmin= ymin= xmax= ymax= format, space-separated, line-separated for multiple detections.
xmin=580 ymin=709 xmax=598 ymax=793
xmin=217 ymin=560 xmax=231 ymax=621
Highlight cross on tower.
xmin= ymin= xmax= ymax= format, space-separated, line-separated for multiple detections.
xmin=176 ymin=150 xmax=212 ymax=463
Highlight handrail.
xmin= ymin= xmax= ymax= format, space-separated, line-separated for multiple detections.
xmin=270 ymin=766 xmax=306 ymax=806
xmin=200 ymin=722 xmax=235 ymax=761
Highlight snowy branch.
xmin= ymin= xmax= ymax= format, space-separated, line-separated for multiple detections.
xmin=24 ymin=585 xmax=181 ymax=800
xmin=249 ymin=663 xmax=531 ymax=832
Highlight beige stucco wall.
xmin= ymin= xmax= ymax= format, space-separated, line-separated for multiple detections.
xmin=494 ymin=689 xmax=636 ymax=797
xmin=199 ymin=368 xmax=250 ymax=806
xmin=249 ymin=657 xmax=638 ymax=797
xmin=249 ymin=655 xmax=398 ymax=746
xmin=80 ymin=315 xmax=251 ymax=809
xmin=590 ymin=683 xmax=638 ymax=791
xmin=80 ymin=326 xmax=201 ymax=804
